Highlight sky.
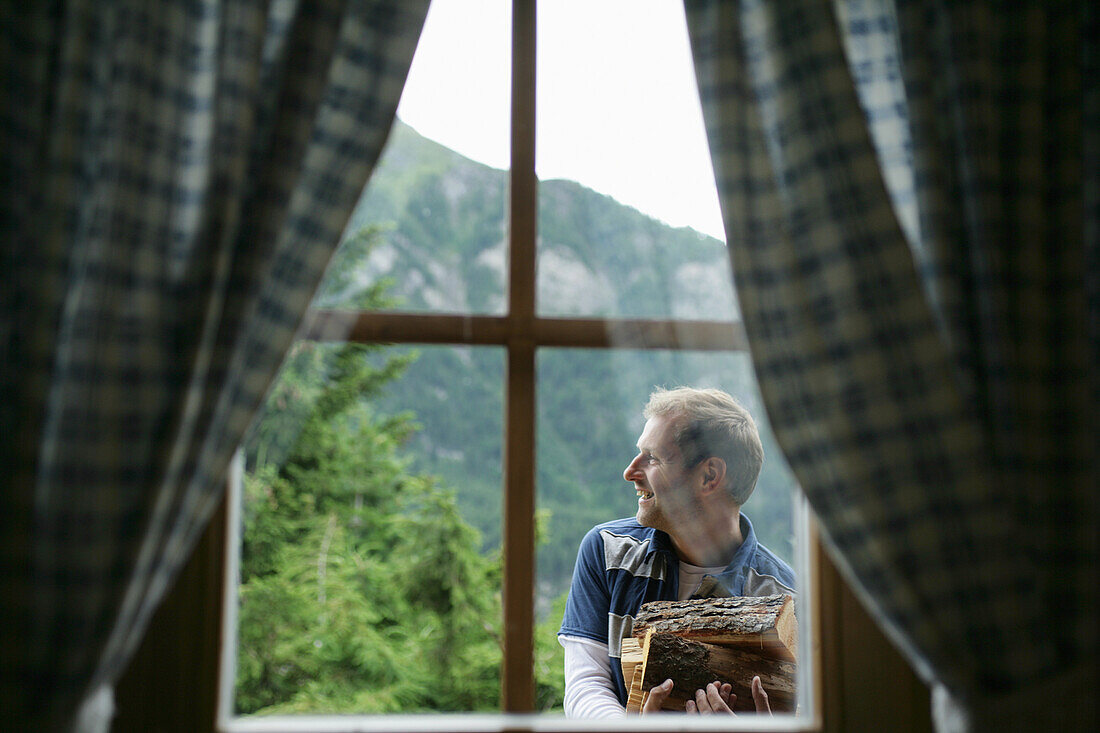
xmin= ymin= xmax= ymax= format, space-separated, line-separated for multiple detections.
xmin=395 ymin=0 xmax=726 ymax=241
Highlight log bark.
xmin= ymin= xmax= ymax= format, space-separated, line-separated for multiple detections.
xmin=632 ymin=594 xmax=797 ymax=661
xmin=638 ymin=631 xmax=797 ymax=713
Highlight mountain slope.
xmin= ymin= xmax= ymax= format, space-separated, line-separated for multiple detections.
xmin=344 ymin=121 xmax=738 ymax=320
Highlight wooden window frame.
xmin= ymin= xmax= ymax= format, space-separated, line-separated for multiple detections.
xmin=290 ymin=0 xmax=757 ymax=711
xmin=112 ymin=1 xmax=933 ymax=730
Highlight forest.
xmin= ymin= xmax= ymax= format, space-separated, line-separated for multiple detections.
xmin=233 ymin=123 xmax=800 ymax=715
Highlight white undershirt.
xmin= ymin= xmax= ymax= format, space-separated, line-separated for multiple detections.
xmin=560 ymin=636 xmax=625 ymax=717
xmin=560 ymin=561 xmax=726 ymax=717
xmin=677 ymin=561 xmax=726 ymax=600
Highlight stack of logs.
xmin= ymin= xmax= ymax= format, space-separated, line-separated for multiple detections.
xmin=620 ymin=594 xmax=798 ymax=713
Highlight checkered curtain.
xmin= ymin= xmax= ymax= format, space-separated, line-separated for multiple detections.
xmin=0 ymin=1 xmax=428 ymax=731
xmin=685 ymin=1 xmax=1098 ymax=731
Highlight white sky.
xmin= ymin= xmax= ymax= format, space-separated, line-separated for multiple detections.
xmin=395 ymin=0 xmax=726 ymax=241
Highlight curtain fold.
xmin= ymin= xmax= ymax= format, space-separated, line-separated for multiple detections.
xmin=0 ymin=1 xmax=429 ymax=730
xmin=684 ymin=0 xmax=1098 ymax=730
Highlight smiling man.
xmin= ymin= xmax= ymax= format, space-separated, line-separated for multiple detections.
xmin=557 ymin=387 xmax=796 ymax=717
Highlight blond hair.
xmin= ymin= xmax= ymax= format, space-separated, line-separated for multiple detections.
xmin=644 ymin=387 xmax=764 ymax=505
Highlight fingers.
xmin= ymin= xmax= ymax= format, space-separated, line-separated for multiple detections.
xmin=642 ymin=679 xmax=674 ymax=715
xmin=718 ymin=682 xmax=733 ymax=707
xmin=705 ymin=682 xmax=731 ymax=713
xmin=751 ymin=676 xmax=772 ymax=715
xmin=673 ymin=678 xmax=771 ymax=716
xmin=689 ymin=682 xmax=735 ymax=715
xmin=651 ymin=678 xmax=762 ymax=716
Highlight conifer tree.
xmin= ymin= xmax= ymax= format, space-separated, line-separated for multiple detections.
xmin=235 ymin=229 xmax=507 ymax=714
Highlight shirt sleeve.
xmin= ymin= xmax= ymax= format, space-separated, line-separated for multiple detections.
xmin=560 ymin=635 xmax=626 ymax=718
xmin=558 ymin=526 xmax=611 ymax=643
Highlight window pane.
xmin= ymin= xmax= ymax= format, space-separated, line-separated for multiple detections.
xmin=331 ymin=0 xmax=511 ymax=316
xmin=536 ymin=0 xmax=735 ymax=320
xmin=232 ymin=343 xmax=504 ymax=715
xmin=535 ymin=349 xmax=801 ymax=714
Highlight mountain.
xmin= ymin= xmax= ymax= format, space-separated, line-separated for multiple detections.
xmin=322 ymin=121 xmax=797 ymax=599
xmin=343 ymin=121 xmax=739 ymax=320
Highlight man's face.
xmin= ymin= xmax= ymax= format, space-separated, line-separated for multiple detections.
xmin=623 ymin=414 xmax=703 ymax=533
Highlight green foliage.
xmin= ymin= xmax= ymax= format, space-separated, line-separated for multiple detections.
xmin=236 ymin=238 xmax=504 ymax=715
xmin=534 ymin=592 xmax=569 ymax=712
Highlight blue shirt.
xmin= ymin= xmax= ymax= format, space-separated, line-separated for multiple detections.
xmin=558 ymin=513 xmax=796 ymax=706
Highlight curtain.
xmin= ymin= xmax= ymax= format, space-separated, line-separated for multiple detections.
xmin=0 ymin=1 xmax=429 ymax=730
xmin=684 ymin=1 xmax=1098 ymax=730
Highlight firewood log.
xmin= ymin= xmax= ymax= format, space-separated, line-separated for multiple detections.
xmin=621 ymin=595 xmax=799 ymax=713
xmin=632 ymin=594 xmax=797 ymax=661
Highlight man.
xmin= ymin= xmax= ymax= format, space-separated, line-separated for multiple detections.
xmin=558 ymin=387 xmax=796 ymax=717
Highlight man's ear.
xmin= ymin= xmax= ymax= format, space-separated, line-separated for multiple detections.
xmin=699 ymin=457 xmax=727 ymax=494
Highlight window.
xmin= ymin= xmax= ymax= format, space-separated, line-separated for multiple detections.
xmin=217 ymin=0 xmax=820 ymax=729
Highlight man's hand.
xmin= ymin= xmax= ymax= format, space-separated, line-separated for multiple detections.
xmin=640 ymin=679 xmax=677 ymax=714
xmin=684 ymin=681 xmax=734 ymax=713
xmin=640 ymin=676 xmax=772 ymax=715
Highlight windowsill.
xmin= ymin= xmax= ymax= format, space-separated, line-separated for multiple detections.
xmin=219 ymin=712 xmax=819 ymax=733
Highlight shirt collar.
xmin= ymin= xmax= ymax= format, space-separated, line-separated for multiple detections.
xmin=722 ymin=513 xmax=757 ymax=574
xmin=645 ymin=512 xmax=757 ymax=570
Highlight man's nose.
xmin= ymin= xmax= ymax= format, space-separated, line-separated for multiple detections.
xmin=624 ymin=454 xmax=643 ymax=482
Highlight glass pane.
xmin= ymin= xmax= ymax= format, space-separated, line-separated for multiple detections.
xmin=536 ymin=0 xmax=735 ymax=320
xmin=535 ymin=349 xmax=802 ymax=715
xmin=232 ymin=343 xmax=504 ymax=715
xmin=331 ymin=0 xmax=511 ymax=316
